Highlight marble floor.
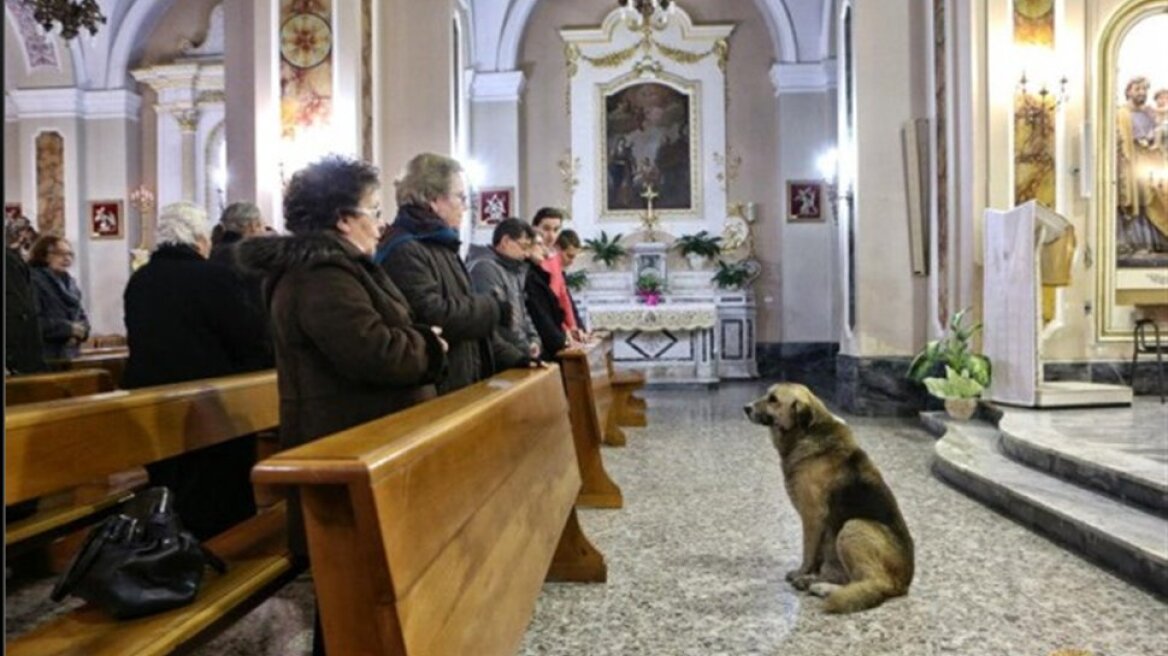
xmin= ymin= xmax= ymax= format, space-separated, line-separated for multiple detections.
xmin=7 ymin=384 xmax=1167 ymax=655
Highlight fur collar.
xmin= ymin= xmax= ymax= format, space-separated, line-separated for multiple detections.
xmin=237 ymin=231 xmax=365 ymax=276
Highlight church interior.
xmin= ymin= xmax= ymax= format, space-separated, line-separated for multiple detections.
xmin=4 ymin=0 xmax=1167 ymax=654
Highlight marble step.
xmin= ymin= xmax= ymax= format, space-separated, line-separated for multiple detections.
xmin=997 ymin=412 xmax=1168 ymax=516
xmin=925 ymin=414 xmax=1168 ymax=596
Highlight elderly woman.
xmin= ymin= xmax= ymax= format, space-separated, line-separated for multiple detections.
xmin=123 ymin=201 xmax=270 ymax=540
xmin=376 ymin=152 xmax=527 ymax=394
xmin=28 ymin=235 xmax=90 ymax=361
xmin=239 ymin=156 xmax=447 ymax=540
xmin=240 ymin=155 xmax=447 ymax=656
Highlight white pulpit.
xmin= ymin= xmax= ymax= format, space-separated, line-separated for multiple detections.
xmin=983 ymin=201 xmax=1133 ymax=407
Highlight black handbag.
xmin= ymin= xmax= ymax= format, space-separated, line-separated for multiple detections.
xmin=50 ymin=486 xmax=227 ymax=619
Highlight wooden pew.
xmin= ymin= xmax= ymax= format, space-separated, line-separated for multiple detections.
xmin=5 ymin=368 xmax=135 ymax=559
xmin=557 ymin=340 xmax=623 ymax=508
xmin=5 ymin=368 xmax=115 ymax=406
xmin=49 ymin=348 xmax=129 ymax=388
xmin=5 ymin=370 xmax=297 ymax=656
xmin=253 ymin=366 xmax=606 ymax=656
xmin=606 ymin=351 xmax=647 ymax=428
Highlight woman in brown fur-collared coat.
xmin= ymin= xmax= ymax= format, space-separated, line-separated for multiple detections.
xmin=238 ymin=156 xmax=447 ymax=548
xmin=240 ymin=155 xmax=447 ymax=656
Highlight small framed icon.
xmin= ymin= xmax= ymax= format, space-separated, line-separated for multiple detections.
xmin=89 ymin=200 xmax=124 ymax=239
xmin=786 ymin=181 xmax=823 ymax=222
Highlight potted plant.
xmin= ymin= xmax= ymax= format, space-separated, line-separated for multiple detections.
xmin=711 ymin=260 xmax=752 ymax=290
xmin=674 ymin=230 xmax=723 ymax=269
xmin=635 ymin=272 xmax=663 ymax=306
xmin=565 ymin=270 xmax=589 ymax=293
xmin=907 ymin=307 xmax=992 ymax=419
xmin=583 ymin=231 xmax=626 ymax=269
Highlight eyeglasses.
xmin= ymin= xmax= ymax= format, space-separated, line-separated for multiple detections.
xmin=449 ymin=191 xmax=468 ymax=205
xmin=349 ymin=207 xmax=383 ymax=221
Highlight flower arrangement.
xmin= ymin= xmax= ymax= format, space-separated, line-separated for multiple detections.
xmin=583 ymin=231 xmax=626 ymax=268
xmin=674 ymin=230 xmax=723 ymax=259
xmin=565 ymin=270 xmax=589 ymax=292
xmin=711 ymin=260 xmax=752 ymax=289
xmin=907 ymin=308 xmax=992 ymax=419
xmin=635 ymin=272 xmax=664 ymax=306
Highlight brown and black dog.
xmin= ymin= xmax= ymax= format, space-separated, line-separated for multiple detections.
xmin=744 ymin=383 xmax=914 ymax=613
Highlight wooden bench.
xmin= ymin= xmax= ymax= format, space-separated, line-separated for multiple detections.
xmin=601 ymin=344 xmax=648 ymax=447
xmin=253 ymin=366 xmax=606 ymax=656
xmin=5 ymin=370 xmax=297 ymax=656
xmin=557 ymin=340 xmax=623 ymax=508
xmin=49 ymin=349 xmax=129 ymax=388
xmin=5 ymin=369 xmax=115 ymax=406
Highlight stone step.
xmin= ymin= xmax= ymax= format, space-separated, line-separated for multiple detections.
xmin=997 ymin=411 xmax=1168 ymax=516
xmin=925 ymin=414 xmax=1168 ymax=596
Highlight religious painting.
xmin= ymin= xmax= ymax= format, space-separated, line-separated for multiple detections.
xmin=1096 ymin=3 xmax=1168 ymax=337
xmin=279 ymin=0 xmax=333 ymax=176
xmin=477 ymin=187 xmax=513 ymax=225
xmin=5 ymin=203 xmax=22 ymax=221
xmin=786 ymin=181 xmax=823 ymax=222
xmin=89 ymin=200 xmax=123 ymax=239
xmin=604 ymin=82 xmax=692 ymax=213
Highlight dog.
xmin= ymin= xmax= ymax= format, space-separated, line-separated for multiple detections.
xmin=744 ymin=383 xmax=914 ymax=613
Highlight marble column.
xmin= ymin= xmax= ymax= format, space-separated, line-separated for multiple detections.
xmin=174 ymin=109 xmax=200 ymax=201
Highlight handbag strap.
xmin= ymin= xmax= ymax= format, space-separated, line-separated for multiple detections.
xmin=50 ymin=517 xmax=118 ymax=602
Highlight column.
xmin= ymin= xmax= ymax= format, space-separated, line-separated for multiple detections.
xmin=174 ymin=109 xmax=200 ymax=201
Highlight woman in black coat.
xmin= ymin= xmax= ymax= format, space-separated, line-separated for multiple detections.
xmin=28 ymin=235 xmax=89 ymax=361
xmin=525 ymin=234 xmax=569 ymax=361
xmin=123 ymin=201 xmax=270 ymax=542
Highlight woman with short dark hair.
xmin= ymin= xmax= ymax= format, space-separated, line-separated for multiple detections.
xmin=28 ymin=234 xmax=89 ymax=360
xmin=239 ymin=154 xmax=447 ymax=548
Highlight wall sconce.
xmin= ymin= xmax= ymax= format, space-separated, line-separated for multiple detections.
xmin=1017 ymin=73 xmax=1069 ymax=127
xmin=128 ymin=185 xmax=155 ymax=270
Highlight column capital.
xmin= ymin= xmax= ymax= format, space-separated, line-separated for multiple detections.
xmin=470 ymin=70 xmax=526 ymax=103
xmin=769 ymin=60 xmax=837 ymax=96
xmin=172 ymin=108 xmax=200 ymax=132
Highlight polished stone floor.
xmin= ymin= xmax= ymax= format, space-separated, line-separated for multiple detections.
xmin=7 ymin=384 xmax=1167 ymax=655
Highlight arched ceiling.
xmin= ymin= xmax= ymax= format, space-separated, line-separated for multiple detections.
xmin=4 ymin=0 xmax=178 ymax=90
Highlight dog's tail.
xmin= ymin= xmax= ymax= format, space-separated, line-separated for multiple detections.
xmin=823 ymin=579 xmax=902 ymax=614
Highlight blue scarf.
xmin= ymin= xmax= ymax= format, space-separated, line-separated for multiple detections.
xmin=375 ymin=204 xmax=460 ymax=264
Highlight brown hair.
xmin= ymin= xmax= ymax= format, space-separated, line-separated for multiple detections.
xmin=28 ymin=234 xmax=67 ymax=267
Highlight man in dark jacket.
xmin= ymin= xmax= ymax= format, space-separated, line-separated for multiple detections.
xmin=376 ymin=152 xmax=528 ymax=393
xmin=209 ymin=201 xmax=274 ymax=368
xmin=123 ymin=201 xmax=270 ymax=540
xmin=468 ymin=218 xmax=541 ymax=359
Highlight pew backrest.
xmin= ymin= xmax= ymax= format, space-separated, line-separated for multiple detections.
xmin=253 ymin=366 xmax=581 ymax=656
xmin=50 ymin=349 xmax=129 ymax=387
xmin=4 ymin=370 xmax=278 ymax=505
xmin=5 ymin=368 xmax=115 ymax=406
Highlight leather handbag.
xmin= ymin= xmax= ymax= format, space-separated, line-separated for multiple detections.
xmin=50 ymin=487 xmax=227 ymax=619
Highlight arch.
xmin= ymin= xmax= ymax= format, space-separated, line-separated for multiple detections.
xmin=103 ymin=0 xmax=178 ymax=88
xmin=495 ymin=0 xmax=798 ymax=72
xmin=4 ymin=0 xmax=62 ymax=73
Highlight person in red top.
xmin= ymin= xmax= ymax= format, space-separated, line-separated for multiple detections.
xmin=531 ymin=207 xmax=589 ymax=342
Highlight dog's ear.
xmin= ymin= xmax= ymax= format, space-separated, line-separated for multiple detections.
xmin=792 ymin=399 xmax=814 ymax=428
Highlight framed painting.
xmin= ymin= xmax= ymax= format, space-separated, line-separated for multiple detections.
xmin=5 ymin=202 xmax=22 ymax=221
xmin=786 ymin=181 xmax=824 ymax=222
xmin=603 ymin=81 xmax=693 ymax=213
xmin=1095 ymin=3 xmax=1168 ymax=338
xmin=89 ymin=200 xmax=123 ymax=239
xmin=477 ymin=187 xmax=513 ymax=226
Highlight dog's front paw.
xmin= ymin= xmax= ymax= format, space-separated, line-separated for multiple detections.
xmin=784 ymin=569 xmax=804 ymax=583
xmin=808 ymin=582 xmax=840 ymax=598
xmin=788 ymin=573 xmax=817 ymax=591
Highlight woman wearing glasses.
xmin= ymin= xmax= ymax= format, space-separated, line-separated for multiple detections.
xmin=27 ymin=235 xmax=90 ymax=360
xmin=376 ymin=152 xmax=529 ymax=394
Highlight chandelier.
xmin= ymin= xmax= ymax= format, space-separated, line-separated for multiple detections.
xmin=24 ymin=0 xmax=106 ymax=40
